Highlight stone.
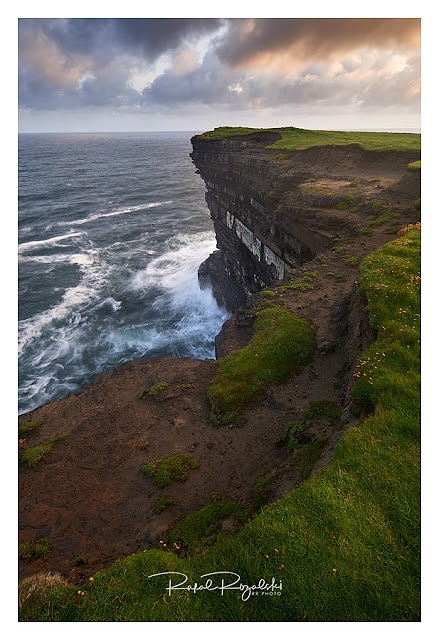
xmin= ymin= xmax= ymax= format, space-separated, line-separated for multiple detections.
xmin=191 ymin=134 xmax=420 ymax=311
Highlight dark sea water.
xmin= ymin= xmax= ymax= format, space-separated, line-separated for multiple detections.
xmin=18 ymin=132 xmax=229 ymax=415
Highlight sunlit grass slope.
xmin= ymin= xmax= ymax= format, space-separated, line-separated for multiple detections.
xmin=196 ymin=126 xmax=421 ymax=153
xmin=19 ymin=228 xmax=420 ymax=621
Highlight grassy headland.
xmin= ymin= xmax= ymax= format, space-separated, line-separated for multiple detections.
xmin=19 ymin=226 xmax=420 ymax=622
xmin=196 ymin=126 xmax=421 ymax=154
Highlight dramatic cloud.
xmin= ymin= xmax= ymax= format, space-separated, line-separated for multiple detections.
xmin=214 ymin=18 xmax=420 ymax=68
xmin=112 ymin=18 xmax=224 ymax=59
xmin=19 ymin=18 xmax=225 ymax=109
xmin=20 ymin=18 xmax=223 ymax=62
xmin=18 ymin=18 xmax=421 ymax=131
xmin=142 ymin=46 xmax=420 ymax=111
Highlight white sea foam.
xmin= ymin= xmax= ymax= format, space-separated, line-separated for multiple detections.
xmin=18 ymin=232 xmax=83 ymax=252
xmin=19 ymin=229 xmax=225 ymax=413
xmin=128 ymin=231 xmax=230 ymax=357
xmin=70 ymin=253 xmax=95 ymax=266
xmin=53 ymin=201 xmax=173 ymax=227
xmin=19 ymin=334 xmax=83 ymax=411
xmin=98 ymin=297 xmax=122 ymax=312
xmin=105 ymin=326 xmax=166 ymax=355
xmin=19 ymin=288 xmax=85 ymax=357
xmin=129 ymin=232 xmax=216 ymax=293
xmin=18 ymin=246 xmax=105 ymax=356
xmin=19 ymin=252 xmax=94 ymax=266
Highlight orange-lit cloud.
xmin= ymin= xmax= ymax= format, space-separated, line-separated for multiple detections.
xmin=19 ymin=22 xmax=91 ymax=90
xmin=215 ymin=18 xmax=420 ymax=69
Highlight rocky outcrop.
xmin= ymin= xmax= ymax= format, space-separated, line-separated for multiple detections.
xmin=198 ymin=249 xmax=247 ymax=311
xmin=191 ymin=133 xmax=420 ymax=311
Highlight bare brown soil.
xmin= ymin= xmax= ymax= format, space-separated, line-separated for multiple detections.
xmin=18 ymin=167 xmax=419 ymax=585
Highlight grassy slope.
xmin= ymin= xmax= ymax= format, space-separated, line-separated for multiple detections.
xmin=195 ymin=126 xmax=421 ymax=153
xmin=19 ymin=228 xmax=421 ymax=622
xmin=208 ymin=306 xmax=315 ymax=425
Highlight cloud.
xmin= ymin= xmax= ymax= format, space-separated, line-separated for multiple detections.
xmin=112 ymin=18 xmax=224 ymax=59
xmin=18 ymin=18 xmax=225 ymax=110
xmin=214 ymin=18 xmax=420 ymax=69
xmin=20 ymin=18 xmax=223 ymax=61
xmin=18 ymin=18 xmax=420 ymax=120
xmin=142 ymin=51 xmax=233 ymax=106
xmin=19 ymin=25 xmax=139 ymax=109
xmin=171 ymin=48 xmax=200 ymax=76
xmin=143 ymin=44 xmax=420 ymax=112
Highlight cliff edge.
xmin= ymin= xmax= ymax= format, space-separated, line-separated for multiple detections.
xmin=19 ymin=129 xmax=420 ymax=584
xmin=191 ymin=130 xmax=420 ymax=311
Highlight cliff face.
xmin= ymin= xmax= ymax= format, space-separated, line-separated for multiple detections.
xmin=19 ymin=132 xmax=420 ymax=584
xmin=191 ymin=132 xmax=420 ymax=311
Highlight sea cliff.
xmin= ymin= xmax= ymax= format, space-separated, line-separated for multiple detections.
xmin=191 ymin=129 xmax=419 ymax=311
xmin=19 ymin=128 xmax=420 ymax=615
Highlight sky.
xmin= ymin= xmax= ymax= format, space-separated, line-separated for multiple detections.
xmin=17 ymin=7 xmax=422 ymax=133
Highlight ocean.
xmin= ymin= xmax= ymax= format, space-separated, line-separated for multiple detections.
xmin=18 ymin=131 xmax=229 ymax=415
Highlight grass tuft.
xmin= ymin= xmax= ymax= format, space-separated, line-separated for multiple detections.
xmin=164 ymin=500 xmax=250 ymax=555
xmin=20 ymin=434 xmax=69 ymax=468
xmin=153 ymin=498 xmax=175 ymax=514
xmin=139 ymin=381 xmax=169 ymax=399
xmin=278 ymin=270 xmax=319 ymax=294
xmin=142 ymin=455 xmax=199 ymax=488
xmin=19 ymin=538 xmax=50 ymax=560
xmin=18 ymin=421 xmax=42 ymax=437
xmin=19 ymin=572 xmax=69 ymax=615
xmin=207 ymin=306 xmax=315 ymax=425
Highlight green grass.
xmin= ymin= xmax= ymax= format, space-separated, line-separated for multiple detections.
xmin=368 ymin=202 xmax=394 ymax=229
xmin=342 ymin=255 xmax=360 ymax=266
xmin=20 ymin=434 xmax=69 ymax=468
xmin=18 ymin=420 xmax=41 ymax=437
xmin=19 ymin=228 xmax=420 ymax=622
xmin=196 ymin=126 xmax=421 ymax=154
xmin=253 ymin=472 xmax=274 ymax=510
xmin=153 ymin=498 xmax=175 ymax=514
xmin=207 ymin=306 xmax=315 ymax=425
xmin=277 ymin=269 xmax=319 ymax=295
xmin=335 ymin=195 xmax=355 ymax=210
xmin=139 ymin=381 xmax=169 ymax=400
xmin=142 ymin=455 xmax=200 ymax=488
xmin=147 ymin=381 xmax=168 ymax=397
xmin=19 ymin=538 xmax=50 ymax=560
xmin=288 ymin=400 xmax=342 ymax=452
xmin=332 ymin=240 xmax=361 ymax=266
xmin=197 ymin=126 xmax=265 ymax=140
xmin=351 ymin=226 xmax=420 ymax=415
xmin=164 ymin=499 xmax=250 ymax=555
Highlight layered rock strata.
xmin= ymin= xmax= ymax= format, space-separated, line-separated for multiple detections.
xmin=191 ymin=131 xmax=420 ymax=311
